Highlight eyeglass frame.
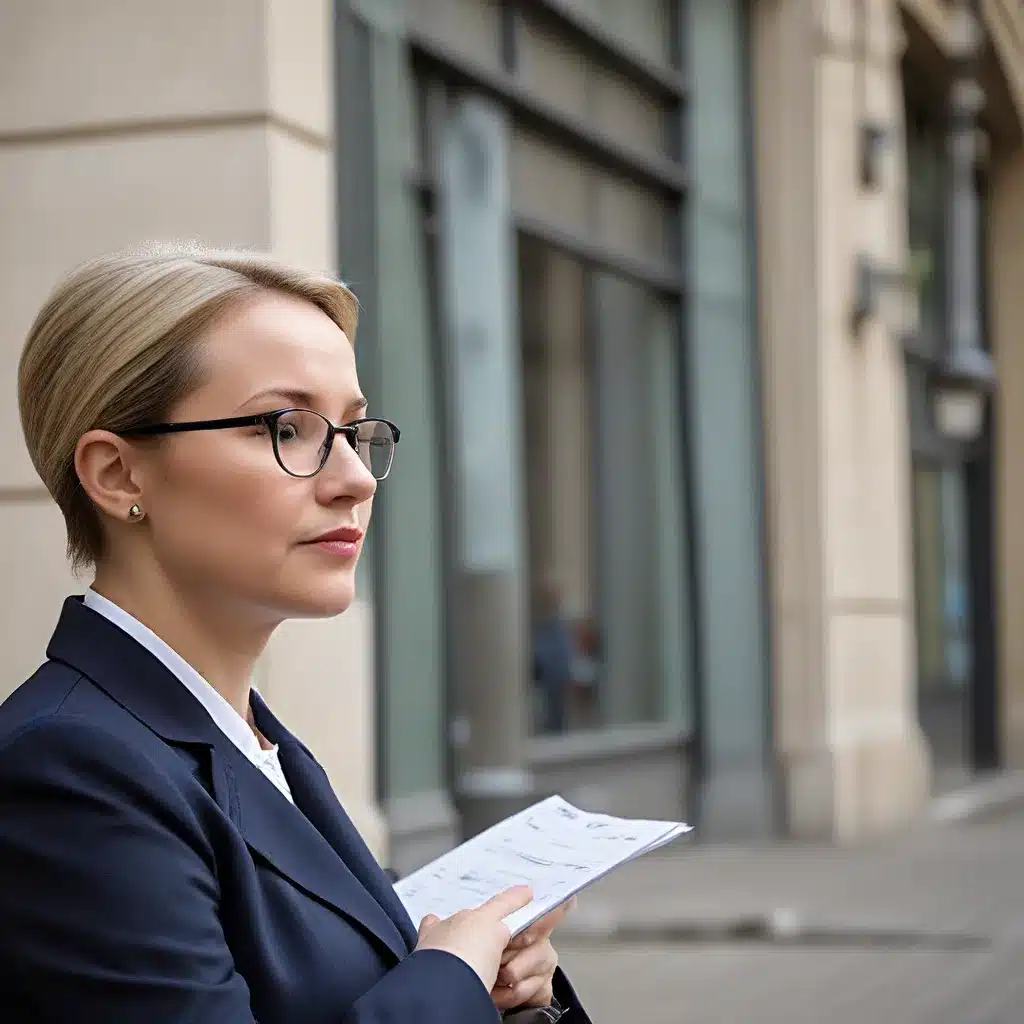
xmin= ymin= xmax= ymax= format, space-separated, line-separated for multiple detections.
xmin=117 ymin=409 xmax=401 ymax=480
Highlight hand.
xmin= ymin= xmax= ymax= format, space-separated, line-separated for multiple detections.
xmin=415 ymin=886 xmax=534 ymax=992
xmin=491 ymin=896 xmax=577 ymax=1012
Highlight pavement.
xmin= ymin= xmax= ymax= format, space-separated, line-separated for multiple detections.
xmin=555 ymin=781 xmax=1024 ymax=1023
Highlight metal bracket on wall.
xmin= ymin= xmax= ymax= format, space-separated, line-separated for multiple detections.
xmin=851 ymin=253 xmax=918 ymax=337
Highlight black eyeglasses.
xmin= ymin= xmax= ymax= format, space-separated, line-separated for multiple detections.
xmin=120 ymin=409 xmax=401 ymax=480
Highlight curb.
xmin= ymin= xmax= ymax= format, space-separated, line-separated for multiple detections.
xmin=559 ymin=904 xmax=988 ymax=949
xmin=929 ymin=770 xmax=1024 ymax=824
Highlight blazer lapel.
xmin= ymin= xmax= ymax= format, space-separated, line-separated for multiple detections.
xmin=278 ymin=743 xmax=419 ymax=952
xmin=45 ymin=597 xmax=409 ymax=964
xmin=251 ymin=695 xmax=419 ymax=953
xmin=210 ymin=741 xmax=409 ymax=963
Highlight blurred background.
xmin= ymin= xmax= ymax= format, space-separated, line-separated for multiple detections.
xmin=3 ymin=0 xmax=1024 ymax=1018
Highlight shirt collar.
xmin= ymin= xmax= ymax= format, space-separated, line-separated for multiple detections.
xmin=82 ymin=588 xmax=269 ymax=764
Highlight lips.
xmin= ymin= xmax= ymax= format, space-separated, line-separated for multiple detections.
xmin=306 ymin=525 xmax=364 ymax=545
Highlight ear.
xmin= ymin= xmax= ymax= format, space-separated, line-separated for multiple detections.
xmin=74 ymin=430 xmax=146 ymax=521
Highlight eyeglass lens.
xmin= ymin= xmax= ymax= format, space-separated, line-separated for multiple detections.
xmin=273 ymin=411 xmax=394 ymax=479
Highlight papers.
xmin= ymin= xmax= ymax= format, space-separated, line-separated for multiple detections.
xmin=394 ymin=795 xmax=692 ymax=937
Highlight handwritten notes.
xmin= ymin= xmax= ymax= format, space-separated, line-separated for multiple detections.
xmin=394 ymin=795 xmax=692 ymax=937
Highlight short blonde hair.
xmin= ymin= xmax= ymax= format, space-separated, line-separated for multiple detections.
xmin=18 ymin=243 xmax=359 ymax=569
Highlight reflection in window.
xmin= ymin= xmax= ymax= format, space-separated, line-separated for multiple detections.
xmin=519 ymin=238 xmax=691 ymax=734
xmin=905 ymin=98 xmax=947 ymax=356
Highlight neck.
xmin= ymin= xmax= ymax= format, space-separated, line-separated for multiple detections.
xmin=90 ymin=564 xmax=274 ymax=720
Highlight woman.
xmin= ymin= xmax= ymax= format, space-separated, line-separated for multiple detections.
xmin=0 ymin=245 xmax=591 ymax=1023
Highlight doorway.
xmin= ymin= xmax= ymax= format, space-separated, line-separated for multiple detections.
xmin=912 ymin=462 xmax=972 ymax=791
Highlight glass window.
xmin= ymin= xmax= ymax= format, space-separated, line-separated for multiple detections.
xmin=517 ymin=14 xmax=590 ymax=124
xmin=905 ymin=99 xmax=947 ymax=356
xmin=558 ymin=0 xmax=675 ymax=70
xmin=519 ymin=238 xmax=692 ymax=734
xmin=912 ymin=463 xmax=972 ymax=779
xmin=516 ymin=11 xmax=673 ymax=164
xmin=405 ymin=0 xmax=503 ymax=71
xmin=510 ymin=128 xmax=593 ymax=239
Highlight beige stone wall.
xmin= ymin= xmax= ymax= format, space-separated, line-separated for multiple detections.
xmin=0 ymin=1 xmax=385 ymax=855
xmin=990 ymin=148 xmax=1024 ymax=767
xmin=981 ymin=0 xmax=1024 ymax=777
xmin=753 ymin=0 xmax=930 ymax=839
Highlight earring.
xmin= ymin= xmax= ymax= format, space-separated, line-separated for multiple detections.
xmin=127 ymin=504 xmax=144 ymax=521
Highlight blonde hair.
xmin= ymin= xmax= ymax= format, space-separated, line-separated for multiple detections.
xmin=18 ymin=243 xmax=359 ymax=570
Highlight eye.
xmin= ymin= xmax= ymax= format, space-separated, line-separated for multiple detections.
xmin=278 ymin=422 xmax=299 ymax=442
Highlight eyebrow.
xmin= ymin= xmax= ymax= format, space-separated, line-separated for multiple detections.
xmin=240 ymin=388 xmax=368 ymax=418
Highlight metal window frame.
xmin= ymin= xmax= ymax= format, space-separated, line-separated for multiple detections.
xmin=407 ymin=0 xmax=690 ymax=290
xmin=409 ymin=2 xmax=697 ymax=757
xmin=513 ymin=0 xmax=688 ymax=101
xmin=406 ymin=28 xmax=688 ymax=198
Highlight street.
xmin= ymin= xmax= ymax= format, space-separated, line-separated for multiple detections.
xmin=557 ymin=804 xmax=1024 ymax=1022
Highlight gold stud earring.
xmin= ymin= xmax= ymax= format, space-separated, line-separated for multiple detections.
xmin=127 ymin=504 xmax=144 ymax=521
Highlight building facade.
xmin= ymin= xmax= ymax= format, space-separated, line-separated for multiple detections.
xmin=753 ymin=0 xmax=1024 ymax=838
xmin=3 ymin=0 xmax=1024 ymax=871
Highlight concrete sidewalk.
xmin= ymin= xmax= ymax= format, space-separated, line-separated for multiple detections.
xmin=556 ymin=800 xmax=1024 ymax=1022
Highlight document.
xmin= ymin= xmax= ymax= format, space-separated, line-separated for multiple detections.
xmin=394 ymin=795 xmax=692 ymax=937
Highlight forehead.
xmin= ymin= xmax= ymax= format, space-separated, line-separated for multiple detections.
xmin=190 ymin=291 xmax=358 ymax=411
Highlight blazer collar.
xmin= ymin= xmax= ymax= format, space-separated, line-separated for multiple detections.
xmin=47 ymin=596 xmax=223 ymax=746
xmin=46 ymin=596 xmax=413 ymax=962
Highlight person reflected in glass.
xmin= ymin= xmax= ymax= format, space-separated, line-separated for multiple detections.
xmin=532 ymin=575 xmax=576 ymax=735
xmin=0 ymin=245 xmax=591 ymax=1024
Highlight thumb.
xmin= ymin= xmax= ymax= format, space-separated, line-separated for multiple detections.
xmin=418 ymin=913 xmax=441 ymax=937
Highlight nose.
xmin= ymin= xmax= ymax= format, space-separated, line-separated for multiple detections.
xmin=318 ymin=434 xmax=377 ymax=504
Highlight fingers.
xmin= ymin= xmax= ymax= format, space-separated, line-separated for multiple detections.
xmin=503 ymin=895 xmax=577 ymax=953
xmin=532 ymin=896 xmax=576 ymax=935
xmin=496 ymin=938 xmax=558 ymax=991
xmin=492 ymin=974 xmax=554 ymax=1013
xmin=491 ymin=940 xmax=559 ymax=1012
xmin=479 ymin=885 xmax=534 ymax=919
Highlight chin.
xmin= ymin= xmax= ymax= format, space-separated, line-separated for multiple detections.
xmin=277 ymin=571 xmax=358 ymax=619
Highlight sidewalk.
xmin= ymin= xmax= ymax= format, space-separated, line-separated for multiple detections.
xmin=557 ymin=796 xmax=1024 ymax=1023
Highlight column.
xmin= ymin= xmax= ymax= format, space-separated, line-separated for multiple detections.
xmin=989 ymin=147 xmax=1024 ymax=767
xmin=751 ymin=0 xmax=931 ymax=839
xmin=0 ymin=0 xmax=386 ymax=855
xmin=687 ymin=0 xmax=774 ymax=837
xmin=339 ymin=0 xmax=459 ymax=873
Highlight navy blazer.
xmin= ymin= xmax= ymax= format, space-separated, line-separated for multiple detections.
xmin=0 ymin=597 xmax=591 ymax=1023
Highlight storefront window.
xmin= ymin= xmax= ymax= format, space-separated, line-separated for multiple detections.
xmin=520 ymin=239 xmax=692 ymax=734
xmin=912 ymin=464 xmax=972 ymax=778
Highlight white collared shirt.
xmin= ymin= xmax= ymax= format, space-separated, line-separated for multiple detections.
xmin=83 ymin=588 xmax=294 ymax=804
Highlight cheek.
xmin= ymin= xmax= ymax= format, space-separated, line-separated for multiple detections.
xmin=153 ymin=455 xmax=302 ymax=565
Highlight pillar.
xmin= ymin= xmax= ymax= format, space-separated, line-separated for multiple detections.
xmin=752 ymin=0 xmax=931 ymax=839
xmin=337 ymin=0 xmax=459 ymax=873
xmin=687 ymin=0 xmax=774 ymax=838
xmin=989 ymin=146 xmax=1024 ymax=767
xmin=0 ymin=0 xmax=386 ymax=855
